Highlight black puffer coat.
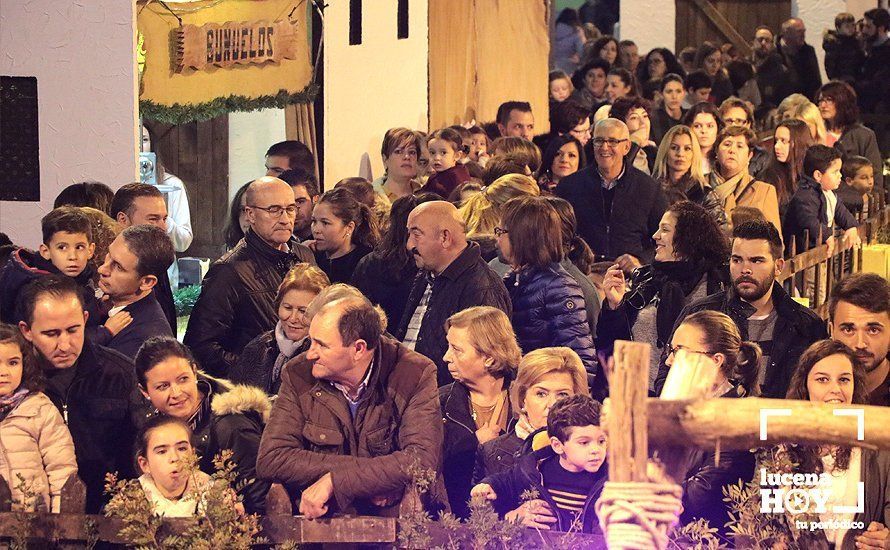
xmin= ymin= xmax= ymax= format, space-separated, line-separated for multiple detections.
xmin=183 ymin=229 xmax=314 ymax=377
xmin=229 ymin=330 xmax=309 ymax=395
xmin=505 ymin=263 xmax=597 ymax=377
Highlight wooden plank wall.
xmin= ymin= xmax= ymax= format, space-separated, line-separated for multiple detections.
xmin=145 ymin=117 xmax=229 ymax=261
xmin=675 ymin=0 xmax=791 ymax=53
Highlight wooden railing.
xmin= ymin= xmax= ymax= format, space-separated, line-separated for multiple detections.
xmin=0 ymin=478 xmax=606 ymax=547
xmin=780 ymin=193 xmax=890 ymax=319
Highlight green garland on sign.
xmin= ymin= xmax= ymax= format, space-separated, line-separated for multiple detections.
xmin=140 ymin=83 xmax=320 ymax=125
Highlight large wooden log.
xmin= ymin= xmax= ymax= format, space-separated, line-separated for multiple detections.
xmin=649 ymin=398 xmax=890 ymax=451
xmin=608 ymin=341 xmax=651 ymax=482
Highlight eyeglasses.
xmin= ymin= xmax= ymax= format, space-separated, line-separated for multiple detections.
xmin=570 ymin=126 xmax=592 ymax=137
xmin=817 ymin=97 xmax=835 ymax=104
xmin=494 ymin=227 xmax=509 ymax=237
xmin=592 ymin=138 xmax=628 ymax=148
xmin=723 ymin=118 xmax=749 ymax=126
xmin=247 ymin=204 xmax=298 ymax=217
xmin=666 ymin=344 xmax=716 ymax=358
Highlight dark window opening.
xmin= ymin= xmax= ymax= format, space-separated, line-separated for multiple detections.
xmin=349 ymin=0 xmax=362 ymax=45
xmin=397 ymin=0 xmax=409 ymax=39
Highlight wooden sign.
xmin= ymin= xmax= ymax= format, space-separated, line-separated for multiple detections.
xmin=174 ymin=19 xmax=301 ymax=72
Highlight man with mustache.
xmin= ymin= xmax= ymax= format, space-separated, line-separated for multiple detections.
xmin=655 ymin=220 xmax=826 ymax=398
xmin=829 ymin=273 xmax=890 ymax=406
xmin=184 ymin=177 xmax=314 ymax=377
xmin=397 ymin=201 xmax=511 ymax=385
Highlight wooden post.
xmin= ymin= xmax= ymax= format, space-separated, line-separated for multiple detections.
xmin=608 ymin=340 xmax=651 ymax=483
xmin=59 ymin=475 xmax=86 ymax=514
xmin=265 ymin=483 xmax=293 ymax=516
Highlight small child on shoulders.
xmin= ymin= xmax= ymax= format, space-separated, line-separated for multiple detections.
xmin=0 ymin=324 xmax=77 ymax=512
xmin=136 ymin=416 xmax=213 ymax=518
xmin=471 ymin=395 xmax=608 ymax=534
xmin=419 ymin=128 xmax=471 ymax=199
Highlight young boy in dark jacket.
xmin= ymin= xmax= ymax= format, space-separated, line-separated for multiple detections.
xmin=783 ymin=145 xmax=860 ymax=253
xmin=471 ymin=395 xmax=608 ymax=533
xmin=822 ymin=12 xmax=864 ymax=83
xmin=0 ymin=207 xmax=120 ymax=331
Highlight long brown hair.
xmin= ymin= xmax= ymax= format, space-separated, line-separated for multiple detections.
xmin=316 ymin=187 xmax=380 ymax=249
xmin=767 ymin=119 xmax=814 ymax=206
xmin=785 ymin=340 xmax=866 ymax=474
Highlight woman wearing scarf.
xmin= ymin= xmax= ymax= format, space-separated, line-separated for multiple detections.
xmin=597 ymin=201 xmax=730 ymax=394
xmin=230 ymin=264 xmax=330 ymax=395
xmin=709 ymin=125 xmax=781 ymax=233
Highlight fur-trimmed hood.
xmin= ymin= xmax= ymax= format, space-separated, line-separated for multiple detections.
xmin=209 ymin=378 xmax=273 ymax=423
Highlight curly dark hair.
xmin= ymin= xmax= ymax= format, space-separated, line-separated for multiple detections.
xmin=668 ymin=200 xmax=729 ymax=266
xmin=817 ymin=80 xmax=860 ymax=131
xmin=0 ymin=323 xmax=44 ymax=393
xmin=784 ymin=340 xmax=866 ymax=474
xmin=636 ymin=48 xmax=686 ymax=84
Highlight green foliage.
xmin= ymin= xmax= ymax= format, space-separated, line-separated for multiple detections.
xmin=140 ymin=84 xmax=320 ymax=125
xmin=173 ymin=284 xmax=202 ymax=317
xmin=103 ymin=450 xmax=261 ymax=550
xmin=667 ymin=518 xmax=726 ymax=549
xmin=8 ymin=473 xmax=38 ymax=550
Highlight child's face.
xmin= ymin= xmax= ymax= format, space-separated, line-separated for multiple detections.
xmin=847 ymin=164 xmax=875 ymax=194
xmin=469 ymin=133 xmax=488 ymax=162
xmin=552 ymin=425 xmax=608 ymax=473
xmin=839 ymin=21 xmax=855 ymax=37
xmin=428 ymin=138 xmax=458 ymax=173
xmin=550 ymin=78 xmax=572 ymax=102
xmin=39 ymin=232 xmax=94 ymax=278
xmin=0 ymin=343 xmax=24 ymax=398
xmin=817 ymin=158 xmax=844 ymax=192
xmin=138 ymin=423 xmax=194 ymax=499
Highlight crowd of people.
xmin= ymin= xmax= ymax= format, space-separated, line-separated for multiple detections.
xmin=0 ymin=7 xmax=888 ymax=547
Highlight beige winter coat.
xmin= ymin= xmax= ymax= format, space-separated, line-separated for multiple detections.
xmin=0 ymin=392 xmax=77 ymax=512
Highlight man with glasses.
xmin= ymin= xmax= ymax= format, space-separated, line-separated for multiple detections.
xmin=654 ymin=220 xmax=826 ymax=398
xmin=185 ymin=177 xmax=315 ymax=377
xmin=533 ymin=99 xmax=591 ymax=156
xmin=556 ymin=119 xmax=667 ymax=273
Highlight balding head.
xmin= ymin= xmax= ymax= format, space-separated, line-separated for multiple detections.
xmin=781 ymin=18 xmax=806 ymax=47
xmin=406 ymin=201 xmax=469 ymax=274
xmin=245 ymin=176 xmax=296 ymax=247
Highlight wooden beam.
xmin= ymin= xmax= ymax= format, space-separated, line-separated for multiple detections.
xmin=608 ymin=340 xmax=651 ymax=482
xmin=690 ymin=0 xmax=752 ymax=57
xmin=649 ymin=398 xmax=890 ymax=451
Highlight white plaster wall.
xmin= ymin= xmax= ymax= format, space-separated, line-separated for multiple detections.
xmin=323 ymin=0 xmax=429 ymax=186
xmin=792 ymin=0 xmax=845 ymax=83
xmin=845 ymin=0 xmax=875 ymax=19
xmin=0 ymin=1 xmax=138 ymax=249
xmin=228 ymin=109 xmax=287 ymax=201
xmin=619 ymin=0 xmax=676 ymax=53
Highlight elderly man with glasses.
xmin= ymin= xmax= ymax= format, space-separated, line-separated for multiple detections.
xmin=184 ymin=176 xmax=315 ymax=377
xmin=556 ymin=118 xmax=668 ymax=273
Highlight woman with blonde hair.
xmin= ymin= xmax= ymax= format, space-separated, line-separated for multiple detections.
xmin=459 ymin=173 xmax=540 ymax=238
xmin=653 ymin=125 xmax=727 ymax=228
xmin=230 ymin=263 xmax=330 ymax=394
xmin=787 ymin=100 xmax=827 ymax=145
xmin=440 ymin=306 xmax=522 ymax=519
xmin=474 ymin=347 xmax=589 ymax=482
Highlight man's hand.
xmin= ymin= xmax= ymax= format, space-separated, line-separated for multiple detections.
xmin=104 ymin=311 xmax=133 ymax=336
xmin=602 ymin=264 xmax=627 ymax=310
xmin=855 ymin=521 xmax=890 ymax=550
xmin=299 ymin=472 xmax=334 ymax=519
xmin=470 ymin=483 xmax=497 ymax=500
xmin=826 ymin=235 xmax=836 ymax=255
xmin=615 ymin=254 xmax=642 ymax=274
xmin=504 ymin=499 xmax=558 ymax=530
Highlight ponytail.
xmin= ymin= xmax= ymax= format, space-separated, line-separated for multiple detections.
xmin=458 ymin=191 xmax=496 ymax=237
xmin=353 ymin=203 xmax=380 ymax=249
xmin=735 ymin=341 xmax=762 ymax=397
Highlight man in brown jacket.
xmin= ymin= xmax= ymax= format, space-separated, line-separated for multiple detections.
xmin=256 ymin=294 xmax=443 ymax=518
